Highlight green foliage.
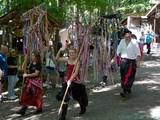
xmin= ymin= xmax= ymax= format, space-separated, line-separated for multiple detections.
xmin=0 ymin=0 xmax=153 ymax=26
xmin=46 ymin=1 xmax=66 ymax=23
xmin=118 ymin=0 xmax=151 ymax=16
xmin=0 ymin=0 xmax=66 ymax=23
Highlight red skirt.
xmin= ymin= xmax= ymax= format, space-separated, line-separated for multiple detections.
xmin=20 ymin=77 xmax=43 ymax=109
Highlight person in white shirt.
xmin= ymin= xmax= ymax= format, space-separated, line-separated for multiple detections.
xmin=117 ymin=30 xmax=141 ymax=98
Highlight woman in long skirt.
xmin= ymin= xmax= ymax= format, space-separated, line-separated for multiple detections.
xmin=16 ymin=51 xmax=43 ymax=115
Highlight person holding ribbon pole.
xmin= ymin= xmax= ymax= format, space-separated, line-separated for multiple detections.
xmin=56 ymin=47 xmax=88 ymax=120
xmin=16 ymin=51 xmax=43 ymax=115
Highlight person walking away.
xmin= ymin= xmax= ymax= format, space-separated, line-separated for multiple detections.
xmin=146 ymin=31 xmax=152 ymax=54
xmin=139 ymin=32 xmax=145 ymax=61
xmin=16 ymin=51 xmax=43 ymax=115
xmin=56 ymin=47 xmax=88 ymax=120
xmin=117 ymin=30 xmax=141 ymax=98
xmin=7 ymin=49 xmax=18 ymax=100
xmin=0 ymin=45 xmax=8 ymax=102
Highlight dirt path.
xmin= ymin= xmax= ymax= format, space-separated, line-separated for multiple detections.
xmin=1 ymin=47 xmax=160 ymax=120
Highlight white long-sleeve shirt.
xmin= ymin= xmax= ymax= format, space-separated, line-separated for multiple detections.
xmin=117 ymin=39 xmax=141 ymax=60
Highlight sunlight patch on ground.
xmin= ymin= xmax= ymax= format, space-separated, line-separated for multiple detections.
xmin=73 ymin=101 xmax=93 ymax=109
xmin=6 ymin=114 xmax=21 ymax=120
xmin=50 ymin=108 xmax=57 ymax=114
xmin=3 ymin=98 xmax=19 ymax=103
xmin=74 ymin=103 xmax=80 ymax=108
xmin=147 ymin=86 xmax=160 ymax=91
xmin=92 ymin=84 xmax=120 ymax=93
xmin=134 ymin=80 xmax=160 ymax=85
xmin=150 ymin=73 xmax=160 ymax=76
xmin=151 ymin=53 xmax=160 ymax=57
xmin=10 ymin=106 xmax=21 ymax=111
xmin=2 ymin=88 xmax=19 ymax=96
xmin=150 ymin=106 xmax=160 ymax=120
xmin=43 ymin=103 xmax=51 ymax=107
xmin=72 ymin=116 xmax=83 ymax=119
xmin=143 ymin=62 xmax=160 ymax=67
xmin=23 ymin=114 xmax=41 ymax=120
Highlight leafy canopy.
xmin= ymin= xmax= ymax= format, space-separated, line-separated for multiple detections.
xmin=0 ymin=0 xmax=151 ymax=24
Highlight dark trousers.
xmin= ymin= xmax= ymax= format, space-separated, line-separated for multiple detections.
xmin=56 ymin=82 xmax=88 ymax=108
xmin=120 ymin=58 xmax=136 ymax=93
xmin=146 ymin=43 xmax=151 ymax=54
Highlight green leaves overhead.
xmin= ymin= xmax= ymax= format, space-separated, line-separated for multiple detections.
xmin=0 ymin=0 xmax=65 ymax=23
xmin=45 ymin=0 xmax=66 ymax=23
xmin=118 ymin=0 xmax=151 ymax=16
xmin=0 ymin=0 xmax=152 ymax=25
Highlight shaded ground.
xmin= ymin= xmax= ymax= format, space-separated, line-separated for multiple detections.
xmin=1 ymin=45 xmax=160 ymax=120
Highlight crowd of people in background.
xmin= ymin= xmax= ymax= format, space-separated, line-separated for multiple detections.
xmin=131 ymin=30 xmax=154 ymax=59
xmin=0 ymin=41 xmax=67 ymax=102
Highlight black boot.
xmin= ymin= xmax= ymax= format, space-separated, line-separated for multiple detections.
xmin=127 ymin=89 xmax=132 ymax=94
xmin=102 ymin=75 xmax=107 ymax=83
xmin=16 ymin=106 xmax=27 ymax=116
xmin=120 ymin=89 xmax=127 ymax=98
xmin=59 ymin=104 xmax=68 ymax=120
xmin=120 ymin=92 xmax=126 ymax=97
xmin=79 ymin=105 xmax=86 ymax=115
xmin=35 ymin=108 xmax=43 ymax=114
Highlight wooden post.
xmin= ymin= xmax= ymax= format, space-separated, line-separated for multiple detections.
xmin=2 ymin=26 xmax=6 ymax=45
xmin=154 ymin=18 xmax=156 ymax=33
xmin=127 ymin=16 xmax=131 ymax=28
xmin=154 ymin=7 xmax=157 ymax=33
